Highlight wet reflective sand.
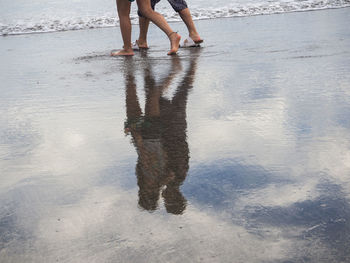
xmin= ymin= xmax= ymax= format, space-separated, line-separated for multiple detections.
xmin=1 ymin=8 xmax=350 ymax=263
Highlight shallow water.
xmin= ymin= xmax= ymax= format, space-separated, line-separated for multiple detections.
xmin=1 ymin=8 xmax=350 ymax=262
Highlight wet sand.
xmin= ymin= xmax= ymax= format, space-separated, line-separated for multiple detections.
xmin=1 ymin=7 xmax=350 ymax=263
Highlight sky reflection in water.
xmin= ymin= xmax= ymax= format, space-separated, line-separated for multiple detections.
xmin=1 ymin=9 xmax=350 ymax=262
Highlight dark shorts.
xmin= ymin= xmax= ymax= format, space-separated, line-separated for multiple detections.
xmin=138 ymin=0 xmax=188 ymax=17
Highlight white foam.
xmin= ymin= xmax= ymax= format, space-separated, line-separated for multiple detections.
xmin=0 ymin=16 xmax=123 ymax=36
xmin=1 ymin=0 xmax=349 ymax=36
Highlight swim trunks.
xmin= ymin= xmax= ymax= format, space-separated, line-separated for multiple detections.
xmin=138 ymin=0 xmax=188 ymax=17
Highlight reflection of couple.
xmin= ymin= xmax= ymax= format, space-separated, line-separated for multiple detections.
xmin=124 ymin=53 xmax=199 ymax=214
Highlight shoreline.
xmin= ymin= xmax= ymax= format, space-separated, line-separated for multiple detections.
xmin=1 ymin=6 xmax=350 ymax=37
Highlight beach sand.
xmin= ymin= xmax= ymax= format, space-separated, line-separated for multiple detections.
xmin=1 ymin=7 xmax=350 ymax=263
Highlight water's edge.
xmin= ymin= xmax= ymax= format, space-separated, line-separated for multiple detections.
xmin=1 ymin=3 xmax=349 ymax=36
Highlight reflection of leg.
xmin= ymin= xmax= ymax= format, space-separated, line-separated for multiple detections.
xmin=137 ymin=17 xmax=150 ymax=48
xmin=136 ymin=0 xmax=181 ymax=55
xmin=112 ymin=0 xmax=134 ymax=56
xmin=177 ymin=50 xmax=199 ymax=93
xmin=144 ymin=65 xmax=161 ymax=117
xmin=171 ymin=52 xmax=199 ymax=108
xmin=143 ymin=56 xmax=181 ymax=123
xmin=159 ymin=56 xmax=182 ymax=94
xmin=125 ymin=73 xmax=142 ymax=119
xmin=178 ymin=8 xmax=201 ymax=42
xmin=145 ymin=87 xmax=161 ymax=117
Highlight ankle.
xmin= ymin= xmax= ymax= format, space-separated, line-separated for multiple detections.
xmin=168 ymin=31 xmax=179 ymax=40
xmin=137 ymin=39 xmax=147 ymax=45
xmin=189 ymin=31 xmax=199 ymax=38
xmin=123 ymin=46 xmax=133 ymax=52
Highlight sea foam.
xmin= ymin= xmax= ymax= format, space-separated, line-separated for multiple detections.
xmin=1 ymin=0 xmax=349 ymax=36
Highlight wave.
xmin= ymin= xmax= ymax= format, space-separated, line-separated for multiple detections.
xmin=1 ymin=0 xmax=349 ymax=36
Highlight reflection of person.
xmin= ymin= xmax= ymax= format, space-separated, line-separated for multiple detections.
xmin=134 ymin=0 xmax=203 ymax=49
xmin=111 ymin=0 xmax=181 ymax=56
xmin=124 ymin=53 xmax=199 ymax=214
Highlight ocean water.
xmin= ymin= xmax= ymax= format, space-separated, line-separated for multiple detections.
xmin=0 ymin=0 xmax=349 ymax=35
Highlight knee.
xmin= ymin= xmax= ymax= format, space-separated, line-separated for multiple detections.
xmin=138 ymin=6 xmax=153 ymax=18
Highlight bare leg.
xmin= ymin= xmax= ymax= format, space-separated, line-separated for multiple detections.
xmin=137 ymin=17 xmax=150 ymax=48
xmin=178 ymin=8 xmax=202 ymax=42
xmin=111 ymin=0 xmax=134 ymax=56
xmin=137 ymin=0 xmax=181 ymax=55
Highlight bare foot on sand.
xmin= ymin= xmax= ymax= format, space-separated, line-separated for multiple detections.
xmin=189 ymin=33 xmax=203 ymax=44
xmin=135 ymin=40 xmax=149 ymax=49
xmin=111 ymin=49 xmax=134 ymax=56
xmin=167 ymin=32 xmax=181 ymax=55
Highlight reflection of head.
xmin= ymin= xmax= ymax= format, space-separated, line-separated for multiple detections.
xmin=162 ymin=185 xmax=187 ymax=215
xmin=138 ymin=188 xmax=159 ymax=211
xmin=136 ymin=161 xmax=160 ymax=211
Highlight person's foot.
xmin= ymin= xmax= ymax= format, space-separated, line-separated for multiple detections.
xmin=135 ymin=39 xmax=149 ymax=49
xmin=189 ymin=33 xmax=203 ymax=43
xmin=111 ymin=48 xmax=134 ymax=56
xmin=167 ymin=32 xmax=181 ymax=55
